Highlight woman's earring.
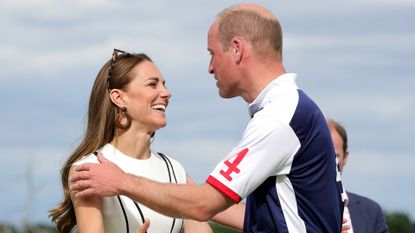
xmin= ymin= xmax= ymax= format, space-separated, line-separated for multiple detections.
xmin=115 ymin=106 xmax=131 ymax=130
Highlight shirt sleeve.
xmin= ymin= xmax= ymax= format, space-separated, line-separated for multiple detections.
xmin=206 ymin=113 xmax=301 ymax=202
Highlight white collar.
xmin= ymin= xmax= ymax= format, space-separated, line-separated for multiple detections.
xmin=248 ymin=73 xmax=298 ymax=117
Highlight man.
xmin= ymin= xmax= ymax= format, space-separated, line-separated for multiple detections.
xmin=70 ymin=3 xmax=343 ymax=232
xmin=328 ymin=119 xmax=389 ymax=233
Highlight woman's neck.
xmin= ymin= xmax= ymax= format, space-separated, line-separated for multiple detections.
xmin=111 ymin=130 xmax=152 ymax=160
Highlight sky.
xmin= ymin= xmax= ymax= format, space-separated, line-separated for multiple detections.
xmin=1 ymin=0 xmax=414 ymax=226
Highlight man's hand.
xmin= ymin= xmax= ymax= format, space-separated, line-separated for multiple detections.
xmin=69 ymin=153 xmax=126 ymax=198
xmin=342 ymin=218 xmax=350 ymax=233
xmin=135 ymin=219 xmax=150 ymax=233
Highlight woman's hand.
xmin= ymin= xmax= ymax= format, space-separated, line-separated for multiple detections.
xmin=135 ymin=219 xmax=150 ymax=233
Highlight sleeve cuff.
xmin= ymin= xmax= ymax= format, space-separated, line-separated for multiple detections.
xmin=206 ymin=175 xmax=241 ymax=203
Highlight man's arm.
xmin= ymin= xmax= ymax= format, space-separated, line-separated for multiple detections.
xmin=70 ymin=154 xmax=235 ymax=221
xmin=374 ymin=206 xmax=389 ymax=233
xmin=182 ymin=220 xmax=213 ymax=233
xmin=186 ymin=175 xmax=244 ymax=231
xmin=211 ymin=203 xmax=245 ymax=230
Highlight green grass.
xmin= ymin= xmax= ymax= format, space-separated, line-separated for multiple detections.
xmin=209 ymin=222 xmax=241 ymax=233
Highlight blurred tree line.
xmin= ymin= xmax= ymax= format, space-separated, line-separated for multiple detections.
xmin=0 ymin=212 xmax=413 ymax=233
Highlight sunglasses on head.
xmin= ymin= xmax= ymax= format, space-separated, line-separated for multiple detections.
xmin=106 ymin=48 xmax=135 ymax=90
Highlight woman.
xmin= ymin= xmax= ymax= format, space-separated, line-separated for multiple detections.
xmin=49 ymin=49 xmax=212 ymax=233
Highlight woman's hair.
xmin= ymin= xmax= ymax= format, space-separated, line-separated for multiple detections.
xmin=49 ymin=51 xmax=152 ymax=233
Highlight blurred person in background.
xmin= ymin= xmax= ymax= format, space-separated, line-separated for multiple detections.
xmin=328 ymin=118 xmax=389 ymax=233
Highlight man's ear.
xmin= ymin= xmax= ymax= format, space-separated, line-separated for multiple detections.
xmin=343 ymin=149 xmax=350 ymax=167
xmin=109 ymin=89 xmax=127 ymax=108
xmin=231 ymin=37 xmax=244 ymax=64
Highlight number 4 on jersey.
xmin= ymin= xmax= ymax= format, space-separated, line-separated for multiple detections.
xmin=220 ymin=148 xmax=249 ymax=181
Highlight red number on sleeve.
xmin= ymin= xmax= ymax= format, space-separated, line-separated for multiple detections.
xmin=220 ymin=148 xmax=249 ymax=181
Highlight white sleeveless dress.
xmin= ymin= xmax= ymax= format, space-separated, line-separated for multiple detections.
xmin=72 ymin=143 xmax=186 ymax=233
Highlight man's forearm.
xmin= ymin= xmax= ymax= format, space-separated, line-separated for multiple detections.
xmin=120 ymin=173 xmax=233 ymax=221
xmin=70 ymin=155 xmax=236 ymax=222
xmin=211 ymin=203 xmax=245 ymax=230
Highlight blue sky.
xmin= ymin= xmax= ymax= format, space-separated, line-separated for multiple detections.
xmin=1 ymin=0 xmax=414 ymax=226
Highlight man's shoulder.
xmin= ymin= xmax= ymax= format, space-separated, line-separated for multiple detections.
xmin=347 ymin=191 xmax=382 ymax=210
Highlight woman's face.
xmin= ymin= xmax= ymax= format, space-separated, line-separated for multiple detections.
xmin=124 ymin=60 xmax=171 ymax=133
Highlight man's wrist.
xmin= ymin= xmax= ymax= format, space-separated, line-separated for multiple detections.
xmin=119 ymin=173 xmax=141 ymax=196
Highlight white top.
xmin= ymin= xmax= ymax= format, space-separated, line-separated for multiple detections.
xmin=73 ymin=143 xmax=187 ymax=233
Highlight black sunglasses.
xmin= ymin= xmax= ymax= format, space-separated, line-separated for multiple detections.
xmin=106 ymin=48 xmax=134 ymax=90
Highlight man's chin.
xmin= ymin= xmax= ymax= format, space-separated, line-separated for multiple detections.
xmin=219 ymin=90 xmax=236 ymax=99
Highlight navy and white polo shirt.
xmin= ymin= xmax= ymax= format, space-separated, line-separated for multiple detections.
xmin=206 ymin=73 xmax=343 ymax=232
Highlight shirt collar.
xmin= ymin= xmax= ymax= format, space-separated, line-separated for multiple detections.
xmin=248 ymin=73 xmax=298 ymax=117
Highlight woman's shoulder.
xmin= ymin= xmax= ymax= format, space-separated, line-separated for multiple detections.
xmin=72 ymin=144 xmax=112 ymax=166
xmin=72 ymin=153 xmax=99 ymax=166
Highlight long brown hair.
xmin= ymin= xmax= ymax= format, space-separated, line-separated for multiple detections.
xmin=48 ymin=51 xmax=152 ymax=233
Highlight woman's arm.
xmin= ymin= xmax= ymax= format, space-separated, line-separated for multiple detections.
xmin=70 ymin=166 xmax=104 ymax=233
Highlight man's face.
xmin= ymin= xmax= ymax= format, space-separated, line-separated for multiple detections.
xmin=207 ymin=21 xmax=239 ymax=98
xmin=330 ymin=127 xmax=349 ymax=172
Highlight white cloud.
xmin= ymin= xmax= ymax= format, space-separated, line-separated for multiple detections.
xmin=319 ymin=93 xmax=413 ymax=121
xmin=346 ymin=150 xmax=413 ymax=176
xmin=285 ymin=34 xmax=415 ymax=70
xmin=286 ymin=34 xmax=415 ymax=50
xmin=343 ymin=149 xmax=415 ymax=219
